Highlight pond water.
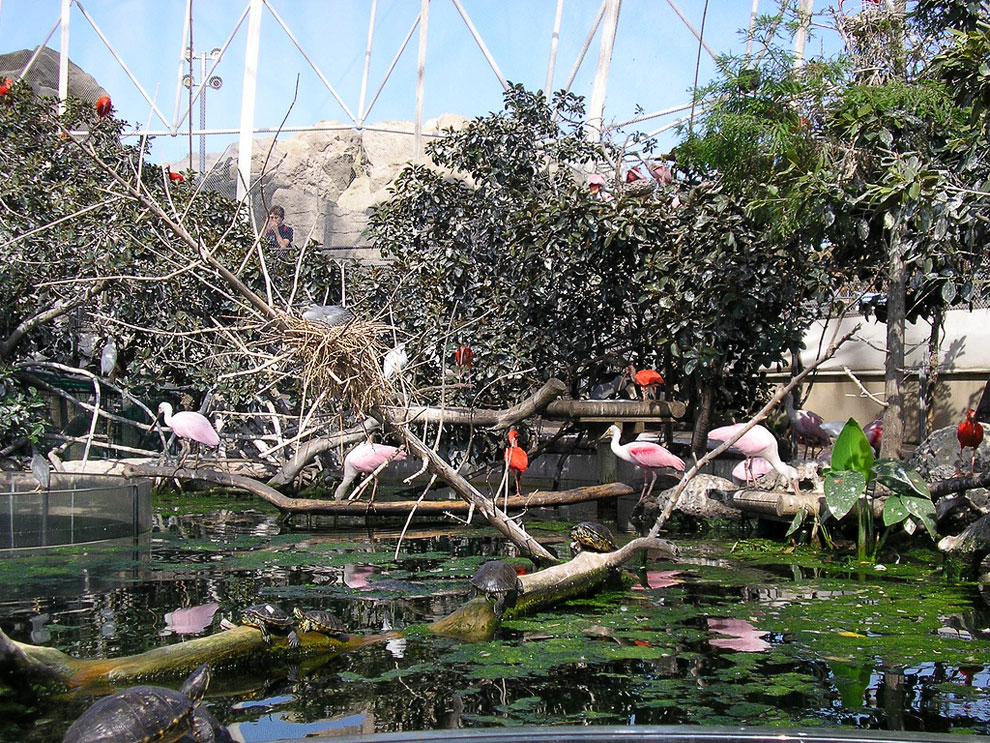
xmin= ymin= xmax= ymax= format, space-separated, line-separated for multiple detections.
xmin=1 ymin=492 xmax=990 ymax=742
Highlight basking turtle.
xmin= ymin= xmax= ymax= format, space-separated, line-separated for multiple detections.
xmin=470 ymin=560 xmax=523 ymax=619
xmin=293 ymin=607 xmax=348 ymax=639
xmin=569 ymin=521 xmax=617 ymax=556
xmin=61 ymin=663 xmax=217 ymax=743
xmin=240 ymin=603 xmax=300 ymax=648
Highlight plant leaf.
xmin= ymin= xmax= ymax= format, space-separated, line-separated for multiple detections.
xmin=830 ymin=418 xmax=874 ymax=479
xmin=873 ymin=458 xmax=932 ymax=498
xmin=825 ymin=470 xmax=867 ymax=520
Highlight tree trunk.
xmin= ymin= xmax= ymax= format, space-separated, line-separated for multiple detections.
xmin=691 ymin=372 xmax=718 ymax=460
xmin=881 ymin=224 xmax=907 ymax=459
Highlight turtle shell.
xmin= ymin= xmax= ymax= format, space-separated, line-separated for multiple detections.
xmin=469 ymin=560 xmax=520 ymax=596
xmin=569 ymin=521 xmax=617 ymax=555
xmin=61 ymin=664 xmax=211 ymax=743
xmin=293 ymin=607 xmax=348 ymax=638
xmin=240 ymin=603 xmax=299 ymax=648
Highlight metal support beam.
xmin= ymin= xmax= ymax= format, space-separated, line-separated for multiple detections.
xmin=793 ymin=0 xmax=815 ymax=68
xmin=357 ymin=0 xmax=378 ymax=123
xmin=545 ymin=0 xmax=564 ymax=97
xmin=414 ymin=0 xmax=430 ymax=163
xmin=58 ymin=0 xmax=69 ymax=114
xmin=586 ymin=0 xmax=620 ymax=138
xmin=236 ymin=0 xmax=262 ymax=202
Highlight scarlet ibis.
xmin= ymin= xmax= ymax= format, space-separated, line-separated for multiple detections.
xmin=167 ymin=168 xmax=185 ymax=183
xmin=0 ymin=78 xmax=12 ymax=97
xmin=957 ymin=408 xmax=984 ymax=475
xmin=708 ymin=423 xmax=800 ymax=496
xmin=454 ymin=344 xmax=473 ymax=378
xmin=603 ymin=423 xmax=684 ymax=503
xmin=334 ymin=441 xmax=407 ymax=500
xmin=505 ymin=429 xmax=528 ymax=498
xmin=863 ymin=416 xmax=883 ymax=454
xmin=623 ymin=365 xmax=664 ymax=400
xmin=783 ymin=395 xmax=830 ymax=457
xmin=154 ymin=402 xmax=220 ymax=466
xmin=95 ymin=95 xmax=112 ymax=118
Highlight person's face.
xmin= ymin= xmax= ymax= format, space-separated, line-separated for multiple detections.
xmin=269 ymin=213 xmax=282 ymax=225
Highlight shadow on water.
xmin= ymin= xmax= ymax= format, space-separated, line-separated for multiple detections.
xmin=2 ymin=493 xmax=990 ymax=741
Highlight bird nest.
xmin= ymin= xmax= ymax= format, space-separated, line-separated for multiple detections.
xmin=278 ymin=314 xmax=397 ymax=414
xmin=835 ymin=2 xmax=907 ymax=85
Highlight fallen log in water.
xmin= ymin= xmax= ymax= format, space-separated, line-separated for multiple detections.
xmin=0 ymin=537 xmax=678 ymax=687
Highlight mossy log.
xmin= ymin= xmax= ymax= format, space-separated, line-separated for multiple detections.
xmin=1 ymin=537 xmax=677 ymax=688
xmin=428 ymin=536 xmax=678 ymax=641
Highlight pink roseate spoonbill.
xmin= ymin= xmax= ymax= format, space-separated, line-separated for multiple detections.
xmin=154 ymin=402 xmax=220 ymax=467
xmin=334 ymin=441 xmax=407 ymax=501
xmin=731 ymin=457 xmax=773 ymax=484
xmin=602 ymin=424 xmax=685 ymax=504
xmin=707 ymin=423 xmax=800 ymax=496
xmin=504 ymin=429 xmax=529 ymax=502
xmin=783 ymin=395 xmax=830 ymax=458
xmin=957 ymin=408 xmax=985 ymax=475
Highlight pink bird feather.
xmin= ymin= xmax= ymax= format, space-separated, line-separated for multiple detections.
xmin=334 ymin=441 xmax=407 ymax=500
xmin=603 ymin=424 xmax=684 ymax=503
xmin=708 ymin=423 xmax=799 ymax=495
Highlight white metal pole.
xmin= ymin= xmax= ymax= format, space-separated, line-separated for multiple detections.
xmin=587 ymin=0 xmax=620 ymax=139
xmin=562 ymin=0 xmax=605 ymax=96
xmin=358 ymin=0 xmax=378 ymax=124
xmin=545 ymin=0 xmax=564 ymax=98
xmin=450 ymin=0 xmax=507 ymax=90
xmin=414 ymin=0 xmax=430 ymax=163
xmin=236 ymin=0 xmax=262 ymax=202
xmin=172 ymin=0 xmax=192 ymax=135
xmin=745 ymin=0 xmax=760 ymax=59
xmin=58 ymin=0 xmax=70 ymax=114
xmin=793 ymin=0 xmax=815 ymax=69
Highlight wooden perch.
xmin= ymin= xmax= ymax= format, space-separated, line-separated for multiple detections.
xmin=0 ymin=536 xmax=679 ymax=686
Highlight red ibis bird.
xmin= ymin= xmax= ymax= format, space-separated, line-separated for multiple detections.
xmin=0 ymin=78 xmax=12 ymax=97
xmin=623 ymin=365 xmax=664 ymax=400
xmin=504 ymin=429 xmax=528 ymax=499
xmin=863 ymin=416 xmax=883 ymax=454
xmin=334 ymin=441 xmax=407 ymax=501
xmin=708 ymin=423 xmax=800 ymax=496
xmin=603 ymin=423 xmax=685 ymax=503
xmin=154 ymin=402 xmax=220 ymax=467
xmin=783 ymin=395 xmax=830 ymax=458
xmin=957 ymin=408 xmax=984 ymax=475
xmin=454 ymin=344 xmax=474 ymax=379
xmin=94 ymin=95 xmax=112 ymax=118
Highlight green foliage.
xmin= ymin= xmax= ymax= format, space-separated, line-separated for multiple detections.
xmin=0 ymin=364 xmax=48 ymax=447
xmin=823 ymin=418 xmax=935 ymax=561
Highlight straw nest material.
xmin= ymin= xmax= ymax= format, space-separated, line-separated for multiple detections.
xmin=279 ymin=313 xmax=398 ymax=413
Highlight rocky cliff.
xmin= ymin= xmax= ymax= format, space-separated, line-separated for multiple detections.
xmin=199 ymin=115 xmax=469 ymax=261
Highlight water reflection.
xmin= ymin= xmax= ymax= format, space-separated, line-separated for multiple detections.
xmin=1 ymin=507 xmax=990 ymax=741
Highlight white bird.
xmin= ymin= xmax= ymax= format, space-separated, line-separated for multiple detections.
xmin=383 ymin=343 xmax=408 ymax=380
xmin=100 ymin=337 xmax=117 ymax=377
xmin=30 ymin=449 xmax=50 ymax=492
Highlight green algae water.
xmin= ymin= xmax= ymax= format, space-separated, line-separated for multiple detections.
xmin=1 ymin=493 xmax=989 ymax=742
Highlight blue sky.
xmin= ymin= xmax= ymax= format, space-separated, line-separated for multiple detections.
xmin=0 ymin=1 xmax=845 ymax=165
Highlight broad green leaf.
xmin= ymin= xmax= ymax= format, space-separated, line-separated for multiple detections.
xmin=872 ymin=459 xmax=931 ymax=498
xmin=786 ymin=507 xmax=808 ymax=537
xmin=882 ymin=494 xmax=910 ymax=526
xmin=830 ymin=419 xmax=874 ymax=479
xmin=825 ymin=470 xmax=867 ymax=520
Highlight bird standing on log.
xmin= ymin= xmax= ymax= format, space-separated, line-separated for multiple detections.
xmin=334 ymin=441 xmax=407 ymax=501
xmin=154 ymin=402 xmax=220 ymax=467
xmin=454 ymin=344 xmax=473 ymax=380
xmin=957 ymin=408 xmax=984 ymax=475
xmin=707 ymin=423 xmax=800 ymax=496
xmin=504 ymin=429 xmax=528 ymax=499
xmin=603 ymin=424 xmax=684 ymax=504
